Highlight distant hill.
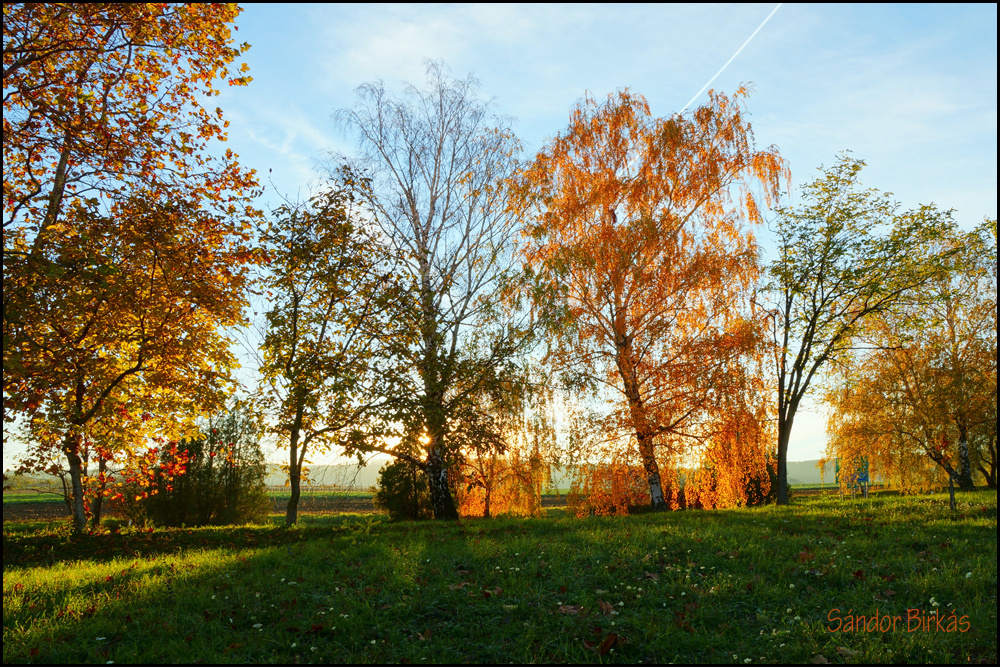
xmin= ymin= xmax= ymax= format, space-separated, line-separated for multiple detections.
xmin=786 ymin=459 xmax=836 ymax=485
xmin=264 ymin=463 xmax=383 ymax=489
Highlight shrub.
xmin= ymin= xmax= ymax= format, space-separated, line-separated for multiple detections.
xmin=116 ymin=403 xmax=269 ymax=527
xmin=373 ymin=458 xmax=433 ymax=521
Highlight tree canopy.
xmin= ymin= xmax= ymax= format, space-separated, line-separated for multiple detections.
xmin=512 ymin=86 xmax=787 ymax=509
xmin=767 ymin=154 xmax=960 ymax=504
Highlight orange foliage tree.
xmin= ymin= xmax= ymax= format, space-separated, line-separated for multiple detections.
xmin=824 ymin=219 xmax=997 ymax=491
xmin=511 ymin=87 xmax=787 ymax=510
xmin=448 ymin=364 xmax=555 ymax=518
xmin=3 ymin=4 xmax=260 ymax=533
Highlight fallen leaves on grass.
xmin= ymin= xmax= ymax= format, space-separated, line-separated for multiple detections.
xmin=584 ymin=632 xmax=625 ymax=655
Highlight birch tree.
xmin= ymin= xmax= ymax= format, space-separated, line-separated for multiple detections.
xmin=335 ymin=62 xmax=532 ymax=520
xmin=512 ymin=87 xmax=786 ymax=510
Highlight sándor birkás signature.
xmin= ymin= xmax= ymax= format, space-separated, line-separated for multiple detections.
xmin=827 ymin=608 xmax=970 ymax=633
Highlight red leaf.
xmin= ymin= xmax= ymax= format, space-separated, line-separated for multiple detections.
xmin=852 ymin=569 xmax=865 ymax=581
xmin=597 ymin=632 xmax=622 ymax=655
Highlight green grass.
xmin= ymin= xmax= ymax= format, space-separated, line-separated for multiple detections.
xmin=3 ymin=490 xmax=996 ymax=664
xmin=2 ymin=493 xmax=65 ymax=506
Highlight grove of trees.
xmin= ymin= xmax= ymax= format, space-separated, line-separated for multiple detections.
xmin=4 ymin=5 xmax=995 ymax=535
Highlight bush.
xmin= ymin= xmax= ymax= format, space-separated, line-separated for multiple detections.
xmin=117 ymin=403 xmax=269 ymax=527
xmin=373 ymin=459 xmax=433 ymax=521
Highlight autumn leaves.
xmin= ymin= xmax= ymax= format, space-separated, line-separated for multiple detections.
xmin=4 ymin=5 xmax=261 ymax=533
xmin=512 ymin=87 xmax=787 ymax=511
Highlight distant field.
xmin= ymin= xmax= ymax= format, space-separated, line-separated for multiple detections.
xmin=1 ymin=492 xmax=65 ymax=505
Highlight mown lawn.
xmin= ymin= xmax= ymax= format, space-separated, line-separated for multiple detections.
xmin=3 ymin=490 xmax=996 ymax=664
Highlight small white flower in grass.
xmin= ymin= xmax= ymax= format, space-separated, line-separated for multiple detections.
xmin=96 ymin=637 xmax=107 ymax=641
xmin=371 ymin=640 xmax=376 ymax=645
xmin=786 ymin=608 xmax=792 ymax=614
xmin=253 ymin=624 xmax=263 ymax=629
xmin=426 ymin=559 xmax=430 ymax=563
xmin=789 ymin=584 xmax=794 ymax=589
xmin=291 ymin=643 xmax=297 ymax=648
xmin=745 ymin=660 xmax=752 ymax=664
xmin=966 ymin=572 xmax=972 ymax=578
xmin=680 ymin=592 xmax=685 ymax=596
xmin=288 ymin=581 xmax=297 ymax=586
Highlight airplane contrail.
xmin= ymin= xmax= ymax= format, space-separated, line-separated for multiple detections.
xmin=679 ymin=3 xmax=782 ymax=115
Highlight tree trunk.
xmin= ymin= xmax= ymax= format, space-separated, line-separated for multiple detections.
xmin=285 ymin=395 xmax=307 ymax=525
xmin=63 ymin=434 xmax=87 ymax=535
xmin=285 ymin=428 xmax=301 ymax=526
xmin=956 ymin=428 xmax=975 ymax=492
xmin=426 ymin=440 xmax=459 ymax=521
xmin=616 ymin=338 xmax=667 ymax=510
xmin=89 ymin=456 xmax=107 ymax=531
xmin=775 ymin=408 xmax=795 ymax=505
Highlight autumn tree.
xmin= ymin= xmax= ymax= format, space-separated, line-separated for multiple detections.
xmin=335 ymin=62 xmax=536 ymax=520
xmin=3 ymin=3 xmax=259 ymax=412
xmin=257 ymin=185 xmax=413 ymax=525
xmin=766 ymin=154 xmax=957 ymax=504
xmin=511 ymin=87 xmax=787 ymax=510
xmin=824 ymin=219 xmax=997 ymax=491
xmin=7 ymin=196 xmax=256 ymax=533
xmin=3 ymin=5 xmax=261 ymax=534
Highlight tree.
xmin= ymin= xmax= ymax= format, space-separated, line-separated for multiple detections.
xmin=824 ymin=219 xmax=997 ymax=491
xmin=257 ymin=185 xmax=412 ymax=525
xmin=767 ymin=154 xmax=956 ymax=504
xmin=8 ymin=196 xmax=256 ymax=533
xmin=4 ymin=3 xmax=259 ymax=414
xmin=511 ymin=87 xmax=787 ymax=509
xmin=2 ymin=3 xmax=255 ymax=239
xmin=335 ymin=62 xmax=534 ymax=520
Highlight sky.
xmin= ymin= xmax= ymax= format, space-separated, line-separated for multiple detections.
xmin=3 ymin=3 xmax=996 ymax=472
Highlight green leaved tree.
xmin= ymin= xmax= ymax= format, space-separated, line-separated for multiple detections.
xmin=258 ymin=184 xmax=414 ymax=525
xmin=767 ymin=154 xmax=958 ymax=504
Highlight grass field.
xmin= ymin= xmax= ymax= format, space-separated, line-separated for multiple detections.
xmin=3 ymin=490 xmax=996 ymax=664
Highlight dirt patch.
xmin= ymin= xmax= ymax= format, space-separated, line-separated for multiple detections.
xmin=3 ymin=502 xmax=73 ymax=523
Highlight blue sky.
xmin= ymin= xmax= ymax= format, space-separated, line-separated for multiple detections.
xmin=209 ymin=3 xmax=996 ymax=463
xmin=4 ymin=4 xmax=995 ymax=472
